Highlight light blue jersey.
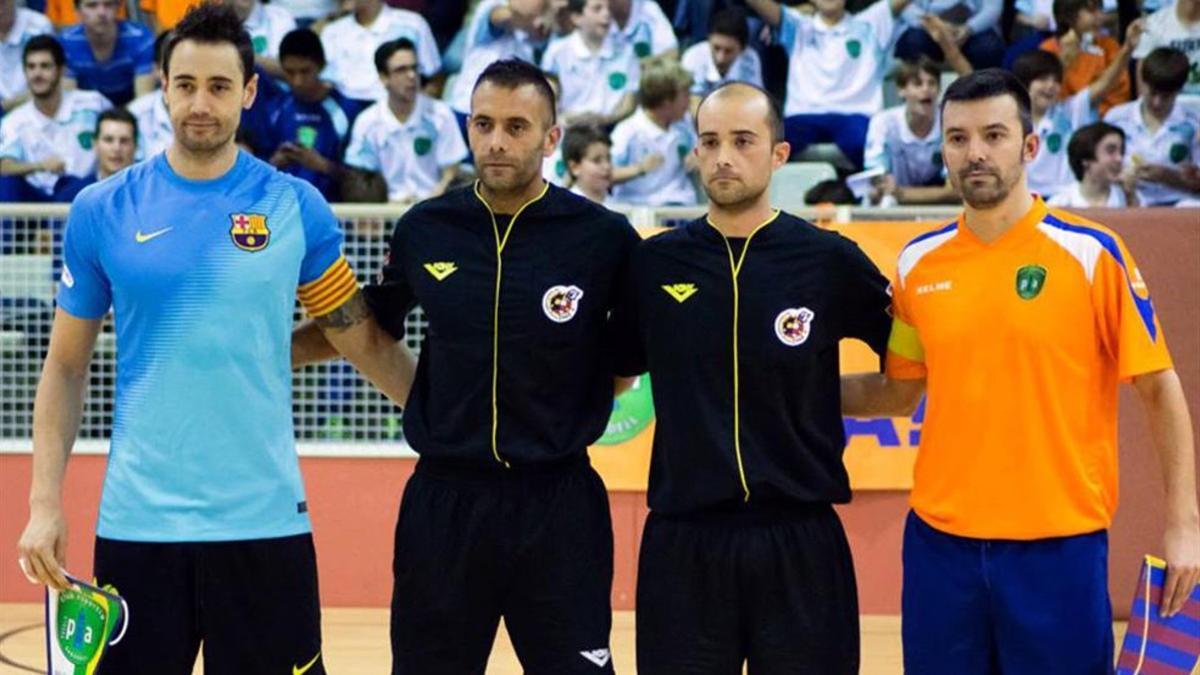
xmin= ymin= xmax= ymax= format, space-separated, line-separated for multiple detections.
xmin=57 ymin=151 xmax=353 ymax=542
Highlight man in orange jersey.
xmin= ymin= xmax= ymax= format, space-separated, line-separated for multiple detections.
xmin=842 ymin=68 xmax=1200 ymax=673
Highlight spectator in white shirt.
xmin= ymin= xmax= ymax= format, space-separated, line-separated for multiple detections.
xmin=231 ymin=0 xmax=297 ymax=79
xmin=1105 ymin=47 xmax=1200 ymax=204
xmin=449 ymin=0 xmax=555 ymax=145
xmin=746 ymin=0 xmax=914 ymax=169
xmin=610 ymin=0 xmax=678 ymax=60
xmin=1013 ymin=42 xmax=1138 ymax=199
xmin=344 ymin=38 xmax=467 ymax=203
xmin=865 ymin=57 xmax=958 ymax=204
xmin=611 ymin=57 xmax=699 ymax=205
xmin=128 ymin=30 xmax=173 ymax=159
xmin=562 ymin=122 xmax=615 ymax=204
xmin=540 ymin=0 xmax=638 ymax=127
xmin=0 ymin=35 xmax=111 ymax=201
xmin=319 ymin=0 xmax=440 ymax=102
xmin=0 ymin=0 xmax=53 ymax=115
xmin=1133 ymin=0 xmax=1200 ymax=96
xmin=681 ymin=7 xmax=763 ymax=114
xmin=1047 ymin=121 xmax=1137 ymax=206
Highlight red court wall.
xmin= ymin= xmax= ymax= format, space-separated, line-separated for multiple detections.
xmin=1 ymin=208 xmax=1196 ymax=615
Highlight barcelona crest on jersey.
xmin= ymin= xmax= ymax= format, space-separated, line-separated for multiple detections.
xmin=230 ymin=213 xmax=270 ymax=252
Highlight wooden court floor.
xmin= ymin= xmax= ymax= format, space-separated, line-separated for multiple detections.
xmin=0 ymin=604 xmax=1128 ymax=673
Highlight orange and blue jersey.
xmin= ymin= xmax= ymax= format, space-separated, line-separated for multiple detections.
xmin=57 ymin=151 xmax=357 ymax=542
xmin=886 ymin=197 xmax=1173 ymax=540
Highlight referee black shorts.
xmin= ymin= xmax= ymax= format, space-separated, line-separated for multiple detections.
xmin=93 ymin=533 xmax=324 ymax=675
xmin=636 ymin=503 xmax=859 ymax=675
xmin=390 ymin=454 xmax=615 ymax=675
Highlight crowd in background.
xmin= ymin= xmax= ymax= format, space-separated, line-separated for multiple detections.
xmin=1 ymin=0 xmax=1198 ymax=209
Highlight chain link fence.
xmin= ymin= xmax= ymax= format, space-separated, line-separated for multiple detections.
xmin=0 ymin=202 xmax=956 ymax=455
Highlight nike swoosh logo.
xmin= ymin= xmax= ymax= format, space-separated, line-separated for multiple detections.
xmin=135 ymin=227 xmax=172 ymax=243
xmin=293 ymin=651 xmax=321 ymax=675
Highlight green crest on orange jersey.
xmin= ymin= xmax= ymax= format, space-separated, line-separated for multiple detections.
xmin=1016 ymin=264 xmax=1047 ymax=300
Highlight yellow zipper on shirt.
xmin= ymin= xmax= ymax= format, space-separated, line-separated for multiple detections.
xmin=707 ymin=209 xmax=780 ymax=502
xmin=475 ymin=180 xmax=550 ymax=468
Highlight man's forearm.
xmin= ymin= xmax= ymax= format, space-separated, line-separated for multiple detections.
xmin=292 ymin=318 xmax=341 ymax=367
xmin=1137 ymin=369 xmax=1199 ymax=528
xmin=2 ymin=90 xmax=31 ymax=113
xmin=966 ymin=0 xmax=1002 ymax=36
xmin=745 ymin=0 xmax=782 ymax=27
xmin=315 ymin=293 xmax=417 ymax=407
xmin=1089 ymin=43 xmax=1133 ymax=104
xmin=1 ymin=159 xmax=47 ymax=177
xmin=841 ymin=372 xmax=925 ymax=417
xmin=604 ymin=94 xmax=638 ymax=127
xmin=29 ymin=360 xmax=88 ymax=508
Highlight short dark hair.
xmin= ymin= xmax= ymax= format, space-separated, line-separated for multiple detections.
xmin=162 ymin=1 xmax=255 ymax=85
xmin=153 ymin=29 xmax=171 ymax=69
xmin=472 ymin=58 xmax=557 ymax=125
xmin=1053 ymin=0 xmax=1099 ymax=36
xmin=1012 ymin=49 xmax=1064 ymax=89
xmin=566 ymin=0 xmax=589 ymax=13
xmin=1142 ymin=47 xmax=1189 ymax=93
xmin=696 ymin=81 xmax=786 ymax=144
xmin=941 ymin=68 xmax=1034 ymax=136
xmin=709 ymin=7 xmax=749 ymax=47
xmin=804 ymin=179 xmax=856 ymax=205
xmin=23 ymin=34 xmax=65 ymax=68
xmin=95 ymin=107 xmax=138 ymax=142
xmin=280 ymin=28 xmax=326 ymax=68
xmin=562 ymin=123 xmax=610 ymax=167
xmin=374 ymin=38 xmax=417 ymax=75
xmin=1066 ymin=121 xmax=1124 ymax=180
xmin=894 ymin=57 xmax=940 ymax=89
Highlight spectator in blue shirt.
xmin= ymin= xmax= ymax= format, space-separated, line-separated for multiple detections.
xmin=60 ymin=0 xmax=154 ymax=105
xmin=260 ymin=28 xmax=368 ymax=200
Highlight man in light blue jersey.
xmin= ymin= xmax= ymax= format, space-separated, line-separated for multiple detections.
xmin=15 ymin=3 xmax=413 ymax=673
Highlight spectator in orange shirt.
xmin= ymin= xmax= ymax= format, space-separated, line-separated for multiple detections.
xmin=44 ymin=0 xmax=126 ymax=31
xmin=140 ymin=0 xmax=198 ymax=32
xmin=1039 ymin=0 xmax=1141 ymax=116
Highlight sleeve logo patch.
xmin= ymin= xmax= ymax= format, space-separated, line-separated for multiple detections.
xmin=775 ymin=307 xmax=815 ymax=346
xmin=543 ymin=285 xmax=584 ymax=323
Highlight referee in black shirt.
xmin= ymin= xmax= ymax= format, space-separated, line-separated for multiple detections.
xmin=295 ymin=60 xmax=637 ymax=674
xmin=613 ymin=83 xmax=893 ymax=673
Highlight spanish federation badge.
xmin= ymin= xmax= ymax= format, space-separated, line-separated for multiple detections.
xmin=229 ymin=213 xmax=270 ymax=252
xmin=46 ymin=574 xmax=128 ymax=675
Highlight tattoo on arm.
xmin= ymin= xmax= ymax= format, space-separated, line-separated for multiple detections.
xmin=314 ymin=290 xmax=371 ymax=331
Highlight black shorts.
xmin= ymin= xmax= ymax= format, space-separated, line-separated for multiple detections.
xmin=636 ymin=504 xmax=859 ymax=675
xmin=93 ymin=533 xmax=324 ymax=675
xmin=390 ymin=455 xmax=615 ymax=675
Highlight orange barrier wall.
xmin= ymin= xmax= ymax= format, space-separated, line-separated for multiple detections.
xmin=1 ymin=208 xmax=1196 ymax=615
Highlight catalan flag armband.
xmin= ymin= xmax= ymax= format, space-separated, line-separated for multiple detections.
xmin=298 ymin=256 xmax=359 ymax=318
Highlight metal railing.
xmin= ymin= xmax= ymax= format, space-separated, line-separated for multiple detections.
xmin=0 ymin=201 xmax=960 ymax=456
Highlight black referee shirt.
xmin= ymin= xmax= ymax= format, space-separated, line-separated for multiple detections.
xmin=614 ymin=211 xmax=892 ymax=514
xmin=365 ymin=182 xmax=638 ymax=468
